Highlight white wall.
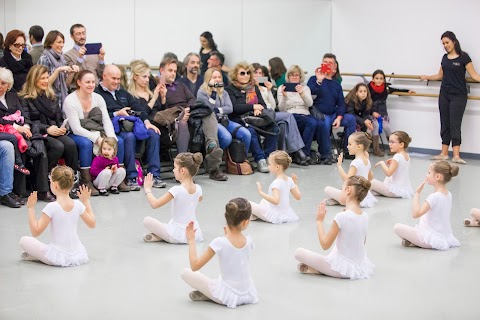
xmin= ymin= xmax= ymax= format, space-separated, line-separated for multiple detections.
xmin=1 ymin=0 xmax=331 ymax=74
xmin=332 ymin=0 xmax=480 ymax=155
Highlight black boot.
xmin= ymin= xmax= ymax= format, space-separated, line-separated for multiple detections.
xmin=292 ymin=149 xmax=308 ymax=166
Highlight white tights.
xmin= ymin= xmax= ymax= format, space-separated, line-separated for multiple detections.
xmin=324 ymin=186 xmax=346 ymax=205
xmin=181 ymin=268 xmax=223 ymax=305
xmin=294 ymin=248 xmax=344 ymax=278
xmin=19 ymin=236 xmax=55 ymax=266
xmin=249 ymin=201 xmax=271 ymax=222
xmin=393 ymin=223 xmax=432 ymax=248
xmin=370 ymin=179 xmax=399 ymax=198
xmin=143 ymin=216 xmax=179 ymax=243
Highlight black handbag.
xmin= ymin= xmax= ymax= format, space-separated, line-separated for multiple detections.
xmin=310 ymin=107 xmax=325 ymax=120
xmin=240 ymin=108 xmax=279 ymax=136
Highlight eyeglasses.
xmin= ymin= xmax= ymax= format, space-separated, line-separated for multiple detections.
xmin=238 ymin=71 xmax=251 ymax=76
xmin=13 ymin=43 xmax=27 ymax=48
xmin=388 ymin=141 xmax=399 ymax=144
xmin=289 ymin=73 xmax=300 ymax=78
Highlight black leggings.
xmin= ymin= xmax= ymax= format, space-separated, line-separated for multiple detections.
xmin=438 ymin=90 xmax=467 ymax=147
xmin=44 ymin=135 xmax=79 ymax=172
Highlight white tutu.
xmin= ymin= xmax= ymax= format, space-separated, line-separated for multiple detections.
xmin=385 ymin=178 xmax=414 ymax=198
xmin=166 ymin=219 xmax=203 ymax=244
xmin=259 ymin=199 xmax=299 ymax=224
xmin=209 ymin=276 xmax=259 ymax=309
xmin=360 ymin=191 xmax=377 ymax=208
xmin=325 ymin=247 xmax=375 ymax=280
xmin=45 ymin=243 xmax=88 ymax=267
xmin=415 ymin=225 xmax=461 ymax=251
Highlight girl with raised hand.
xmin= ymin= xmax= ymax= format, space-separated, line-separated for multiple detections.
xmin=393 ymin=160 xmax=460 ymax=250
xmin=324 ymin=132 xmax=377 ymax=208
xmin=249 ymin=150 xmax=301 ymax=224
xmin=19 ymin=166 xmax=96 ymax=267
xmin=181 ymin=198 xmax=258 ymax=308
xmin=295 ymin=176 xmax=374 ymax=280
xmin=370 ymin=131 xmax=414 ymax=198
xmin=142 ymin=152 xmax=204 ymax=244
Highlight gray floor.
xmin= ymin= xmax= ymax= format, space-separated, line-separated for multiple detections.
xmin=1 ymin=153 xmax=480 ymax=320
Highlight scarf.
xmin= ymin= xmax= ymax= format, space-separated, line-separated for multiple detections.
xmin=43 ymin=49 xmax=68 ymax=105
xmin=2 ymin=50 xmax=33 ymax=91
xmin=31 ymin=93 xmax=57 ymax=125
xmin=370 ymin=81 xmax=385 ymax=94
xmin=232 ymin=80 xmax=258 ymax=104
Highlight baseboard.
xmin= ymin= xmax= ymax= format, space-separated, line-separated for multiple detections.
xmin=380 ymin=145 xmax=480 ymax=160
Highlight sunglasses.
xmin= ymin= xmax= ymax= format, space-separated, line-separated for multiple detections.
xmin=238 ymin=71 xmax=251 ymax=76
xmin=13 ymin=43 xmax=27 ymax=49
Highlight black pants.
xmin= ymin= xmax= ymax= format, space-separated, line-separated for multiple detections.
xmin=13 ymin=145 xmax=49 ymax=196
xmin=438 ymin=90 xmax=467 ymax=147
xmin=44 ymin=135 xmax=79 ymax=171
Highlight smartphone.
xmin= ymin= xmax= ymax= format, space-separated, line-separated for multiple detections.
xmin=60 ymin=119 xmax=68 ymax=128
xmin=284 ymin=82 xmax=299 ymax=92
xmin=257 ymin=77 xmax=268 ymax=84
xmin=84 ymin=43 xmax=102 ymax=55
xmin=320 ymin=63 xmax=332 ymax=74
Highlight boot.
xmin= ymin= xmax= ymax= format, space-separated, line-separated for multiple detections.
xmin=292 ymin=149 xmax=308 ymax=166
xmin=80 ymin=168 xmax=99 ymax=196
xmin=372 ymin=135 xmax=384 ymax=157
xmin=386 ymin=135 xmax=395 ymax=156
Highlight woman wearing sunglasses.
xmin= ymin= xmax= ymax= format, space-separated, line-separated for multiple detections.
xmin=0 ymin=30 xmax=33 ymax=93
xmin=225 ymin=62 xmax=277 ymax=173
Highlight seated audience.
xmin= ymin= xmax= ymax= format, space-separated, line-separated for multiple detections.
xmin=38 ymin=30 xmax=79 ymax=107
xmin=225 ymin=62 xmax=277 ymax=173
xmin=0 ymin=30 xmax=33 ymax=92
xmin=95 ymin=64 xmax=165 ymax=189
xmin=252 ymin=63 xmax=308 ymax=166
xmin=207 ymin=51 xmax=229 ymax=86
xmin=178 ymin=53 xmax=204 ymax=97
xmin=278 ymin=65 xmax=330 ymax=164
xmin=63 ymin=69 xmax=125 ymax=195
xmin=28 ymin=25 xmax=44 ymax=65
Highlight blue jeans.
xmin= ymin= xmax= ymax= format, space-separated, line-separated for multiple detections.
xmin=70 ymin=134 xmax=125 ymax=168
xmin=218 ymin=120 xmax=251 ymax=151
xmin=293 ymin=114 xmax=319 ymax=156
xmin=321 ymin=114 xmax=356 ymax=157
xmin=247 ymin=126 xmax=277 ymax=162
xmin=118 ymin=129 xmax=160 ymax=179
xmin=0 ymin=140 xmax=14 ymax=196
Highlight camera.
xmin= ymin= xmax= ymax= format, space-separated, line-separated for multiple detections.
xmin=127 ymin=109 xmax=142 ymax=116
xmin=217 ymin=114 xmax=229 ymax=127
xmin=209 ymin=82 xmax=224 ymax=88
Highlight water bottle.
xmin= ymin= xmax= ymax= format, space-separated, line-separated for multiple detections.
xmin=378 ymin=116 xmax=383 ymax=134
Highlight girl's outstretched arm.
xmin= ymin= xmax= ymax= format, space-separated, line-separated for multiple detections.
xmin=144 ymin=173 xmax=174 ymax=209
xmin=412 ymin=180 xmax=430 ymax=218
xmin=186 ymin=221 xmax=215 ymax=271
xmin=374 ymin=159 xmax=399 ymax=177
xmin=257 ymin=182 xmax=280 ymax=205
xmin=27 ymin=192 xmax=51 ymax=237
xmin=316 ymin=202 xmax=339 ymax=250
xmin=78 ymin=185 xmax=96 ymax=228
xmin=290 ymin=174 xmax=301 ymax=201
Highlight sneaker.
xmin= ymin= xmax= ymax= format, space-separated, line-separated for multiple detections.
xmin=189 ymin=290 xmax=210 ymax=301
xmin=109 ymin=186 xmax=120 ymax=194
xmin=118 ymin=181 xmax=131 ymax=192
xmin=325 ymin=198 xmax=340 ymax=206
xmin=126 ymin=178 xmax=141 ymax=191
xmin=143 ymin=233 xmax=163 ymax=242
xmin=257 ymin=159 xmax=269 ymax=173
xmin=99 ymin=189 xmax=109 ymax=196
xmin=152 ymin=176 xmax=167 ymax=188
xmin=320 ymin=157 xmax=333 ymax=165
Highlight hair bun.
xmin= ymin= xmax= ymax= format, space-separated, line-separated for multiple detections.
xmin=450 ymin=164 xmax=459 ymax=177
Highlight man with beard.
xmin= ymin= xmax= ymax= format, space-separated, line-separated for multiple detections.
xmin=65 ymin=23 xmax=105 ymax=85
xmin=178 ymin=53 xmax=203 ymax=97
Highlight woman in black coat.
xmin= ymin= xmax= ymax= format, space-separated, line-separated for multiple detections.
xmin=0 ymin=30 xmax=33 ymax=92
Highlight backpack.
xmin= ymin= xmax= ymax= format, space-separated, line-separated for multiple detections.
xmin=152 ymin=106 xmax=185 ymax=148
xmin=225 ymin=127 xmax=253 ymax=175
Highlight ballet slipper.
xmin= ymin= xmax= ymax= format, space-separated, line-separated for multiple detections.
xmin=324 ymin=198 xmax=340 ymax=206
xmin=297 ymin=263 xmax=320 ymax=274
xmin=250 ymin=214 xmax=258 ymax=221
xmin=143 ymin=233 xmax=163 ymax=242
xmin=189 ymin=290 xmax=211 ymax=301
xmin=464 ymin=219 xmax=480 ymax=227
xmin=402 ymin=239 xmax=417 ymax=247
xmin=20 ymin=252 xmax=39 ymax=261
